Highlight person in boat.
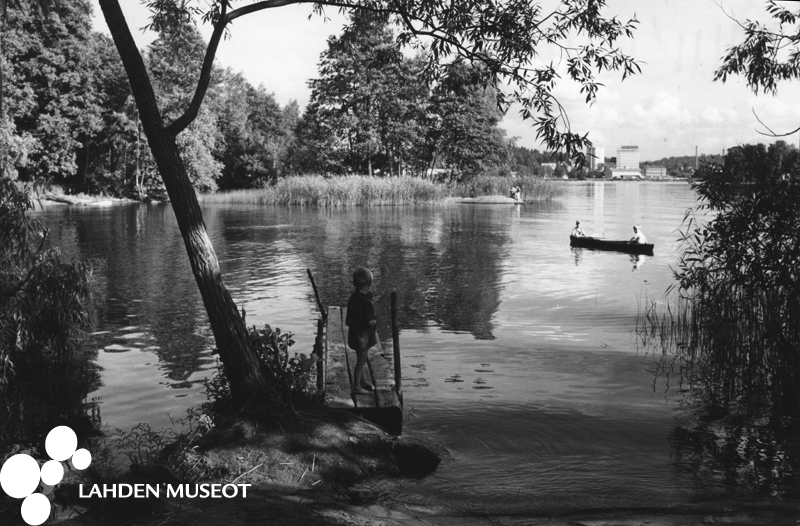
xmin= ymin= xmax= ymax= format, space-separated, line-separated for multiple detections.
xmin=514 ymin=186 xmax=522 ymax=202
xmin=571 ymin=220 xmax=586 ymax=237
xmin=346 ymin=266 xmax=377 ymax=395
xmin=629 ymin=225 xmax=647 ymax=244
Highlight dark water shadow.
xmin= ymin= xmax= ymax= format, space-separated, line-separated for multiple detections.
xmin=669 ymin=410 xmax=800 ymax=502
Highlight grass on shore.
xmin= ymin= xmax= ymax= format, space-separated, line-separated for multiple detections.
xmin=200 ymin=175 xmax=564 ymax=206
xmin=456 ymin=174 xmax=564 ymax=202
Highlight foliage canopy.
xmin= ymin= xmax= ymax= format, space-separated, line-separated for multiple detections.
xmin=715 ymin=0 xmax=800 ymax=136
xmin=141 ymin=0 xmax=640 ymax=161
xmin=296 ymin=12 xmax=511 ymax=179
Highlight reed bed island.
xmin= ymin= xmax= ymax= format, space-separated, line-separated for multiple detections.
xmin=199 ymin=175 xmax=564 ymax=206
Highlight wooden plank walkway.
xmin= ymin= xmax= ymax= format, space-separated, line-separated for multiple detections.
xmin=325 ymin=306 xmax=403 ymax=435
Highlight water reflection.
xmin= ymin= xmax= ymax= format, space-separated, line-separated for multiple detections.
xmin=569 ymin=247 xmax=648 ymax=271
xmin=670 ymin=412 xmax=800 ymax=500
xmin=571 ymin=247 xmax=583 ymax=266
xmin=630 ymin=253 xmax=646 ymax=271
xmin=39 ymin=205 xmax=219 ymax=431
xmin=65 ymin=206 xmax=216 ymax=385
xmin=263 ymin=206 xmax=511 ymax=341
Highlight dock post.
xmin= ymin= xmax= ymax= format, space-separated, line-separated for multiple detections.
xmin=306 ymin=268 xmax=327 ymax=322
xmin=391 ymin=291 xmax=402 ymax=403
xmin=314 ymin=318 xmax=325 ymax=395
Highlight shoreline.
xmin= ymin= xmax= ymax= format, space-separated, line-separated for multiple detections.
xmin=60 ymin=485 xmax=800 ymax=526
xmin=34 ymin=179 xmax=691 ymax=210
xmin=49 ymin=407 xmax=798 ymax=526
xmin=38 ymin=193 xmax=140 ymax=207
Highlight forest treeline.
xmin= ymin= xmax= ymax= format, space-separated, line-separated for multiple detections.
xmin=644 ymin=141 xmax=800 ymax=178
xmin=0 ymin=3 xmax=558 ymax=199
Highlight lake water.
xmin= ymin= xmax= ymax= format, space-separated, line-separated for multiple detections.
xmin=36 ymin=182 xmax=798 ymax=517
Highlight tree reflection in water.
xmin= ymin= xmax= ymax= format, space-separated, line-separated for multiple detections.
xmin=292 ymin=206 xmax=510 ymax=341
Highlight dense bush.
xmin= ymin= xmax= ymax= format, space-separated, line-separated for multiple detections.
xmin=0 ymin=178 xmax=96 ymax=450
xmin=641 ymin=142 xmax=800 ymax=415
xmin=204 ymin=323 xmax=320 ymax=416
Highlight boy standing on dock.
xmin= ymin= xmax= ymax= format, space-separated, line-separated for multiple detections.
xmin=346 ymin=267 xmax=377 ymax=395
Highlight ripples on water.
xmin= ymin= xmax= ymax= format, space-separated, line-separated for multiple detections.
xmin=36 ymin=182 xmax=799 ymax=515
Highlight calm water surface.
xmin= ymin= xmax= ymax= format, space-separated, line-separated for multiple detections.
xmin=36 ymin=182 xmax=798 ymax=516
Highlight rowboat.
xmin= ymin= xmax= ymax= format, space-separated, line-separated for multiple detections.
xmin=570 ymin=235 xmax=654 ymax=255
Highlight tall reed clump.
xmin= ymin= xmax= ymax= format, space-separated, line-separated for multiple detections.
xmin=638 ymin=162 xmax=800 ymax=415
xmin=202 ymin=176 xmax=452 ymax=206
xmin=200 ymin=174 xmax=564 ymax=206
xmin=454 ymin=174 xmax=565 ymax=201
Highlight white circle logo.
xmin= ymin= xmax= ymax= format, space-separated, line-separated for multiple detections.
xmin=21 ymin=493 xmax=50 ymax=526
xmin=0 ymin=425 xmax=93 ymax=525
xmin=44 ymin=426 xmax=78 ymax=462
xmin=71 ymin=449 xmax=92 ymax=471
xmin=40 ymin=460 xmax=64 ymax=487
xmin=0 ymin=454 xmax=40 ymax=498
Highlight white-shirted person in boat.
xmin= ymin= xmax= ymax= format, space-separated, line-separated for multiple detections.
xmin=629 ymin=225 xmax=647 ymax=244
xmin=571 ymin=220 xmax=586 ymax=237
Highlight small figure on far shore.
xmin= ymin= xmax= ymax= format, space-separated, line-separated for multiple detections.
xmin=630 ymin=225 xmax=647 ymax=244
xmin=571 ymin=220 xmax=586 ymax=237
xmin=346 ymin=266 xmax=377 ymax=395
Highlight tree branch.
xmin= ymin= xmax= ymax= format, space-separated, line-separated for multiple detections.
xmin=753 ymin=108 xmax=800 ymax=137
xmin=164 ymin=1 xmax=229 ymax=136
xmin=165 ymin=0 xmax=306 ymax=135
xmin=228 ymin=0 xmax=304 ymax=23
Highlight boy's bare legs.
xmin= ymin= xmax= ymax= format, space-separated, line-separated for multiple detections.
xmin=352 ymin=350 xmax=373 ymax=394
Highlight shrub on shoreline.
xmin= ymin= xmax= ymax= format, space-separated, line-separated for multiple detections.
xmin=637 ymin=152 xmax=800 ymax=416
xmin=200 ymin=175 xmax=564 ymax=206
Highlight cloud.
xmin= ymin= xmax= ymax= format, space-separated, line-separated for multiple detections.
xmin=701 ymin=106 xmax=738 ymax=126
xmin=633 ymin=93 xmax=692 ymax=124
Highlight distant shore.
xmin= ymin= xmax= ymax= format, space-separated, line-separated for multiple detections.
xmin=38 ymin=192 xmax=138 ymax=207
xmin=34 ymin=176 xmax=694 ymax=210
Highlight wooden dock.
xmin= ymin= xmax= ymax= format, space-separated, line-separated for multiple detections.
xmin=324 ymin=305 xmax=403 ymax=435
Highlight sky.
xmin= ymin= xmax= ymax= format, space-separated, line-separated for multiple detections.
xmin=89 ymin=0 xmax=800 ymax=162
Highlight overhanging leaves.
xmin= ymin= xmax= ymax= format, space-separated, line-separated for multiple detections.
xmin=146 ymin=0 xmax=640 ymax=159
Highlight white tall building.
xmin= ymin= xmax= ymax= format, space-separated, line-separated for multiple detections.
xmin=610 ymin=145 xmax=641 ymax=180
xmin=616 ymin=145 xmax=640 ymax=169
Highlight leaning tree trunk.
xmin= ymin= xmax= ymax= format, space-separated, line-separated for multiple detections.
xmin=99 ymin=0 xmax=268 ymax=404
